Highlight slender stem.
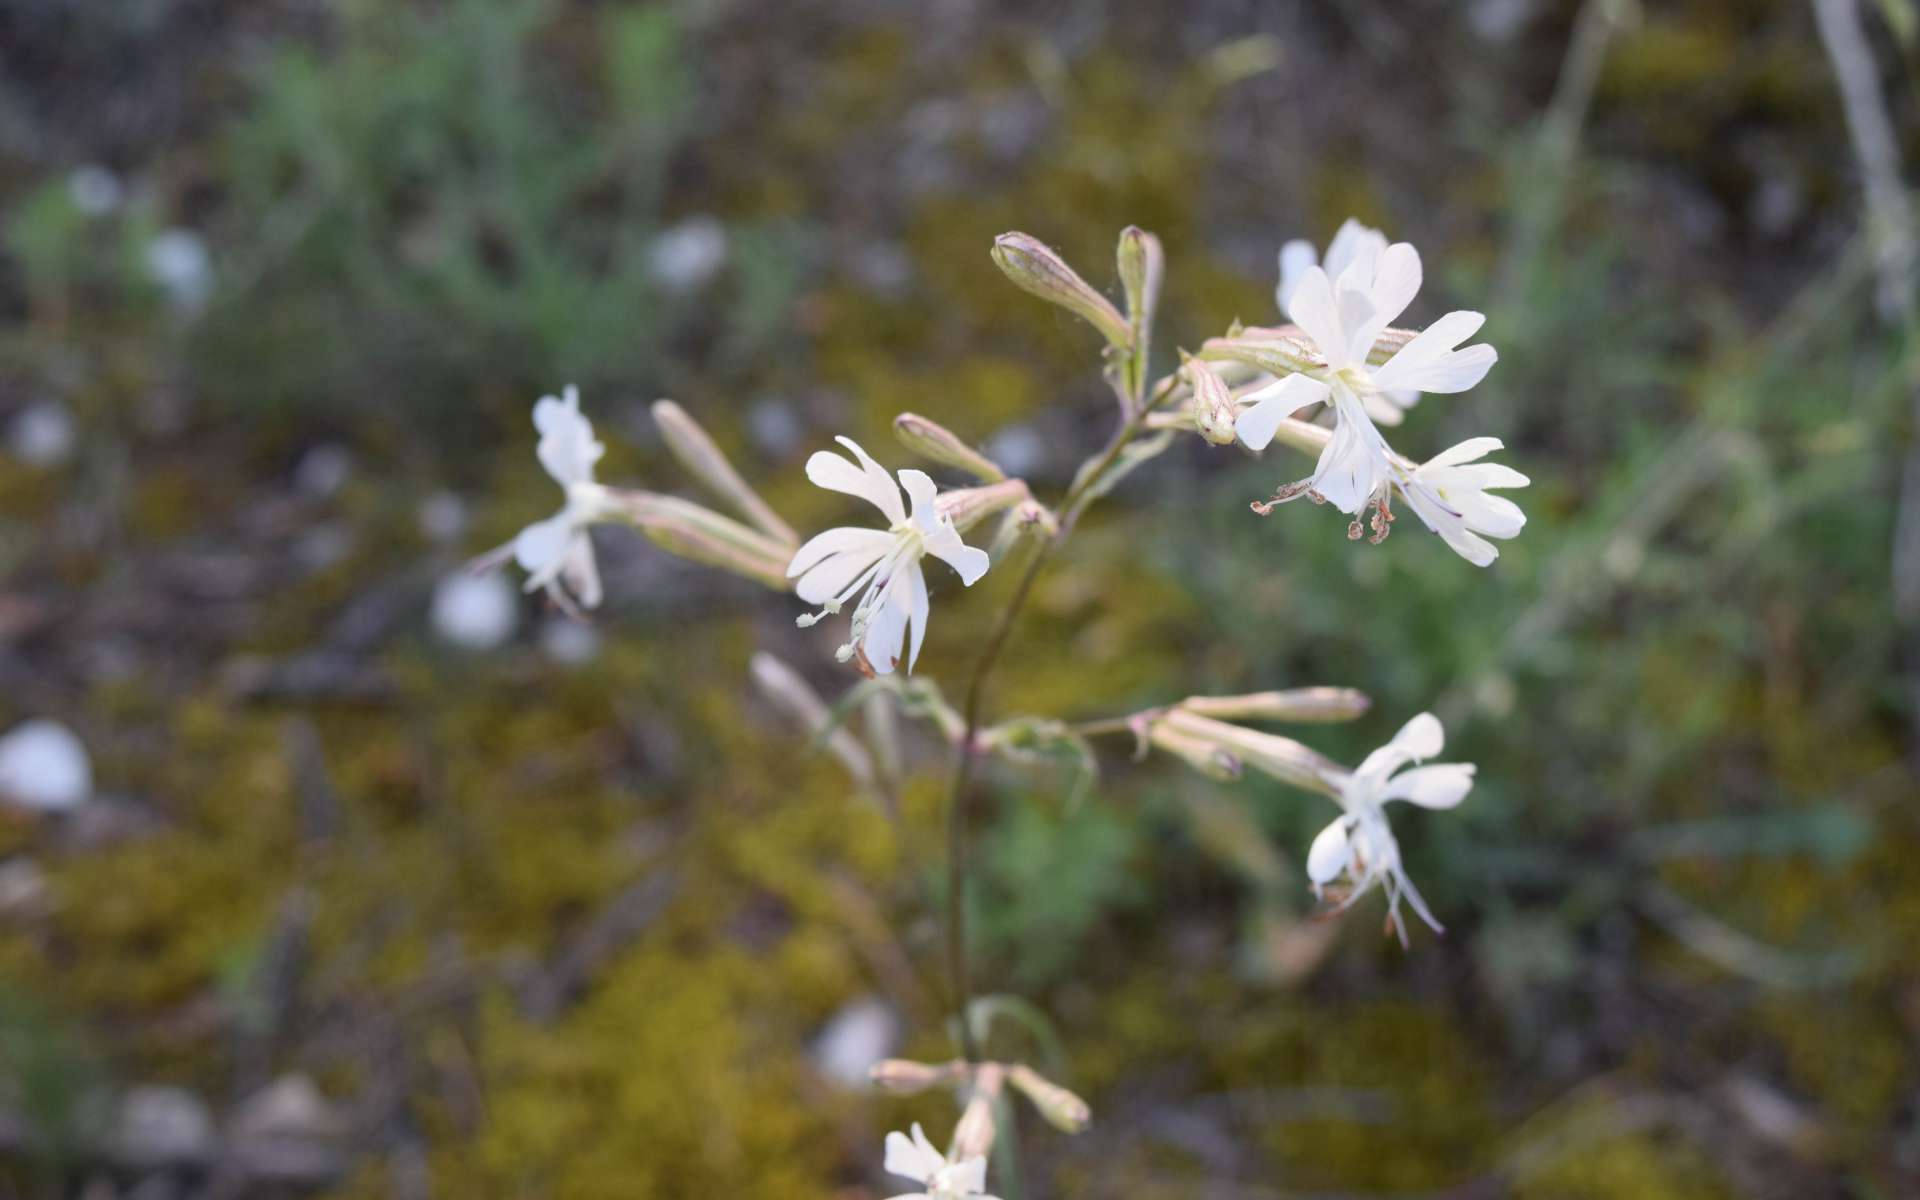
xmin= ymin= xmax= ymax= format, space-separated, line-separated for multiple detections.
xmin=941 ymin=359 xmax=1166 ymax=1061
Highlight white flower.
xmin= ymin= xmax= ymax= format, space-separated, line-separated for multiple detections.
xmin=788 ymin=437 xmax=990 ymax=675
xmin=1277 ymin=218 xmax=1417 ymax=425
xmin=1396 ymin=437 xmax=1530 ymax=567
xmin=1236 ymin=230 xmax=1497 ymax=517
xmin=884 ymin=1124 xmax=998 ymax=1200
xmin=1305 ymin=713 xmax=1474 ymax=946
xmin=502 ymin=386 xmax=615 ymax=614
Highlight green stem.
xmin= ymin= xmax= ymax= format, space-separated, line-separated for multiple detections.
xmin=941 ymin=358 xmax=1167 ymax=1063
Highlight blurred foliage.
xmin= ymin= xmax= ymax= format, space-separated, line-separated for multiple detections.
xmin=1 ymin=0 xmax=1918 ymax=1197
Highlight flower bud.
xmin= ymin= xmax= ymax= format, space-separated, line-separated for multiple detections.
xmin=650 ymin=400 xmax=797 ymax=548
xmin=605 ymin=489 xmax=793 ymax=590
xmin=1251 ymin=413 xmax=1333 ymax=458
xmin=1116 ymin=225 xmax=1163 ymax=335
xmin=991 ymin=232 xmax=1131 ymax=349
xmin=936 ymin=478 xmax=1036 ymax=534
xmin=1198 ymin=333 xmax=1323 ymax=377
xmin=1179 ymin=688 xmax=1371 ymax=724
xmin=1147 ymin=722 xmax=1243 ymax=782
xmin=867 ymin=1058 xmax=964 ymax=1095
xmin=1183 ymin=356 xmax=1238 ymax=446
xmin=1007 ymin=1064 xmax=1091 ymax=1134
xmin=749 ymin=653 xmax=875 ymax=787
xmin=950 ymin=1064 xmax=1005 ymax=1161
xmin=893 ymin=413 xmax=1006 ymax=482
xmin=1159 ymin=709 xmax=1343 ymax=796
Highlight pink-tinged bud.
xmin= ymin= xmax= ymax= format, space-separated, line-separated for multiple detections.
xmin=894 ymin=413 xmax=1006 ymax=482
xmin=1158 ymin=710 xmax=1344 ymax=797
xmin=991 ymin=233 xmax=1132 ymax=349
xmin=601 ymin=489 xmax=792 ymax=590
xmin=950 ymin=1064 xmax=1005 ymax=1160
xmin=935 ymin=477 xmax=1033 ymax=534
xmin=650 ymin=400 xmax=797 ymax=548
xmin=1198 ymin=333 xmax=1324 ymax=377
xmin=1007 ymin=1064 xmax=1091 ymax=1134
xmin=1183 ymin=357 xmax=1238 ymax=446
xmin=1116 ymin=225 xmax=1163 ymax=335
xmin=866 ymin=1058 xmax=964 ymax=1095
xmin=1178 ymin=688 xmax=1371 ymax=724
xmin=1147 ymin=722 xmax=1243 ymax=783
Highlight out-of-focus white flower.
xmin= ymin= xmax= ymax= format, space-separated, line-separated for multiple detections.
xmin=494 ymin=386 xmax=616 ymax=614
xmin=0 ymin=720 xmax=93 ymax=812
xmin=1277 ymin=219 xmax=1417 ymax=424
xmin=809 ymin=996 xmax=899 ymax=1088
xmin=8 ymin=401 xmax=76 ymax=467
xmin=1305 ymin=713 xmax=1473 ymax=946
xmin=883 ymin=1124 xmax=998 ymax=1200
xmin=1237 ymin=231 xmax=1497 ymax=520
xmin=789 ymin=437 xmax=990 ymax=675
xmin=1396 ymin=438 xmax=1530 ymax=567
xmin=146 ymin=229 xmax=213 ymax=313
xmin=68 ymin=165 xmax=125 ymax=216
xmin=431 ymin=571 xmax=518 ymax=650
xmin=647 ymin=216 xmax=728 ymax=293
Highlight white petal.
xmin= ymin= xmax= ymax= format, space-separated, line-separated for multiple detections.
xmin=863 ymin=586 xmax=910 ymax=675
xmin=788 ymin=526 xmax=894 ymax=578
xmin=905 ymin=563 xmax=930 ymax=673
xmin=512 ymin=513 xmax=572 ymax=574
xmin=1401 ymin=482 xmax=1499 ymax=566
xmin=1454 ymin=490 xmax=1526 ymax=538
xmin=1347 ymin=242 xmax=1421 ymax=361
xmin=794 ymin=544 xmax=889 ymax=605
xmin=923 ymin=525 xmax=991 ymax=586
xmin=1306 ymin=401 xmax=1389 ymax=514
xmin=532 ymin=388 xmax=604 ymax=486
xmin=1392 ymin=713 xmax=1444 ymax=760
xmin=1276 ymin=239 xmax=1317 ymax=310
xmin=1382 ymin=763 xmax=1475 ymax=809
xmin=1284 ymin=266 xmax=1349 ymax=369
xmin=898 ymin=468 xmax=940 ymax=524
xmin=1370 ymin=311 xmax=1494 ymax=394
xmin=1453 ymin=463 xmax=1530 ymax=492
xmin=806 ymin=438 xmax=905 ymax=524
xmin=1306 ymin=817 xmax=1353 ymax=885
xmin=1423 ymin=436 xmax=1504 ymax=470
xmin=885 ymin=1125 xmax=943 ymax=1184
xmin=1322 ymin=218 xmax=1385 ymax=280
xmin=561 ymin=531 xmax=602 ymax=609
xmin=1233 ymin=374 xmax=1330 ymax=450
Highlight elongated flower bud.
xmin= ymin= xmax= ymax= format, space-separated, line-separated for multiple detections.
xmin=950 ymin=1064 xmax=1005 ymax=1161
xmin=1007 ymin=1064 xmax=1091 ymax=1134
xmin=1159 ymin=709 xmax=1344 ymax=796
xmin=1147 ymin=722 xmax=1243 ymax=782
xmin=1199 ymin=334 xmax=1323 ymax=377
xmin=604 ymin=489 xmax=792 ymax=590
xmin=893 ymin=413 xmax=1006 ymax=482
xmin=650 ymin=400 xmax=797 ymax=548
xmin=936 ymin=477 xmax=1037 ymax=534
xmin=1117 ymin=225 xmax=1163 ymax=336
xmin=991 ymin=232 xmax=1131 ymax=349
xmin=1179 ymin=688 xmax=1371 ymax=724
xmin=1183 ymin=356 xmax=1238 ymax=446
xmin=748 ymin=653 xmax=875 ymax=787
xmin=867 ymin=1058 xmax=965 ymax=1095
xmin=1228 ymin=324 xmax=1417 ymax=367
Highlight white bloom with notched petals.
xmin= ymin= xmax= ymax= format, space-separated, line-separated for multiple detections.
xmin=1306 ymin=713 xmax=1474 ymax=946
xmin=1277 ymin=219 xmax=1417 ymax=424
xmin=1396 ymin=438 xmax=1530 ymax=567
xmin=789 ymin=437 xmax=990 ymax=675
xmin=498 ymin=386 xmax=615 ymax=614
xmin=1237 ymin=231 xmax=1497 ymax=517
xmin=884 ymin=1124 xmax=999 ymax=1200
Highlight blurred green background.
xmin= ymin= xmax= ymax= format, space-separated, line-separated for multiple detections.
xmin=1 ymin=0 xmax=1916 ymax=1196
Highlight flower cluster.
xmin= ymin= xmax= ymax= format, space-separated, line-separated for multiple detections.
xmin=473 ymin=219 xmax=1525 ymax=1197
xmin=1222 ymin=218 xmax=1530 ymax=565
